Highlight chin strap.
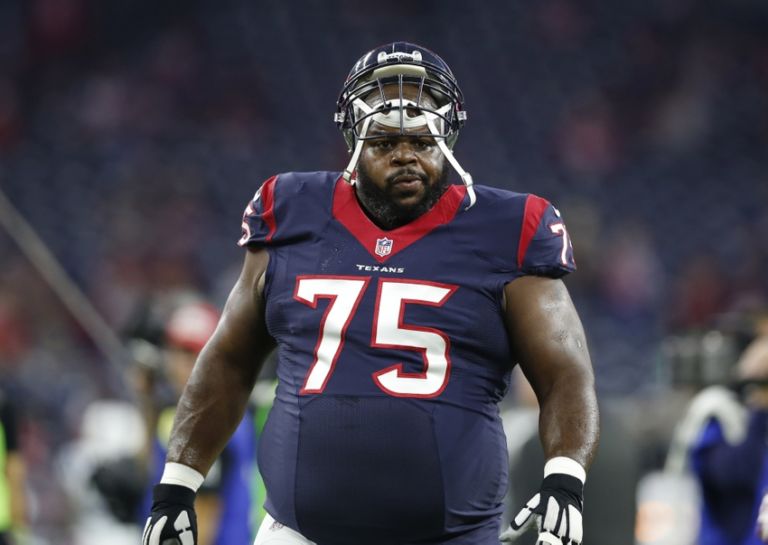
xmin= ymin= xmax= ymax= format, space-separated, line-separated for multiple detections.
xmin=342 ymin=99 xmax=375 ymax=184
xmin=424 ymin=106 xmax=475 ymax=209
xmin=343 ymin=98 xmax=476 ymax=210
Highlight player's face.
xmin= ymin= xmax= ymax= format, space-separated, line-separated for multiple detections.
xmin=355 ymin=84 xmax=449 ymax=230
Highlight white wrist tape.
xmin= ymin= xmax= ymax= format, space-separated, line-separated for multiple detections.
xmin=544 ymin=456 xmax=586 ymax=483
xmin=160 ymin=462 xmax=205 ymax=492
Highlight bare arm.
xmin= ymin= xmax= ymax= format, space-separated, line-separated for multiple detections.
xmin=504 ymin=275 xmax=599 ymax=469
xmin=166 ymin=247 xmax=275 ymax=475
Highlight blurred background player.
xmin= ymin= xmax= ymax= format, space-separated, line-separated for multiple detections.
xmin=686 ymin=334 xmax=768 ymax=545
xmin=59 ymin=294 xmax=264 ymax=545
xmin=139 ymin=299 xmax=256 ymax=545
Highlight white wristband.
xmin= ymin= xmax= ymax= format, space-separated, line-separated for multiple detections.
xmin=160 ymin=462 xmax=205 ymax=492
xmin=544 ymin=456 xmax=586 ymax=483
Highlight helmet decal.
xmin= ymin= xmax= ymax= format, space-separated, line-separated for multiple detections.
xmin=376 ymin=49 xmax=422 ymax=64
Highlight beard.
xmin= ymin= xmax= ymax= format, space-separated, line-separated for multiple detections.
xmin=355 ymin=162 xmax=451 ymax=230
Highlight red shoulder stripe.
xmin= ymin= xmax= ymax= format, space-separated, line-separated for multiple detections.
xmin=261 ymin=175 xmax=278 ymax=242
xmin=517 ymin=194 xmax=550 ymax=269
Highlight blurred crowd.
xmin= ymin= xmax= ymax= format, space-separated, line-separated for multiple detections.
xmin=0 ymin=0 xmax=767 ymax=542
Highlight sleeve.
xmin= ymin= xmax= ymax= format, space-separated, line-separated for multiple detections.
xmin=237 ymin=175 xmax=278 ymax=248
xmin=516 ymin=194 xmax=576 ymax=278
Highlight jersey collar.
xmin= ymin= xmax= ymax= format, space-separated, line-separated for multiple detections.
xmin=332 ymin=176 xmax=467 ymax=263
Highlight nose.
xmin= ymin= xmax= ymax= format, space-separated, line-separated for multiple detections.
xmin=390 ymin=141 xmax=418 ymax=165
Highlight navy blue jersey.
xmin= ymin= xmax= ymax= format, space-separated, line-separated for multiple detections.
xmin=238 ymin=172 xmax=575 ymax=545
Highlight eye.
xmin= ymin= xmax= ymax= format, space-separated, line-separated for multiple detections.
xmin=374 ymin=139 xmax=394 ymax=149
xmin=414 ymin=139 xmax=436 ymax=151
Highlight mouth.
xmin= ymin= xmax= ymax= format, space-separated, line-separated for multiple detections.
xmin=389 ymin=172 xmax=427 ymax=192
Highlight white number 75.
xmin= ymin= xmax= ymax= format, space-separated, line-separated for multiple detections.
xmin=294 ymin=276 xmax=457 ymax=398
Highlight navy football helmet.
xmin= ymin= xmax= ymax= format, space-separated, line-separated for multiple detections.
xmin=335 ymin=42 xmax=475 ymax=207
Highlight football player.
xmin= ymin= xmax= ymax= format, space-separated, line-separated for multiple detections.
xmin=142 ymin=42 xmax=599 ymax=545
xmin=689 ymin=335 xmax=768 ymax=545
xmin=142 ymin=301 xmax=256 ymax=545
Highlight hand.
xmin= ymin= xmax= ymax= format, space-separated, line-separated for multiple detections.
xmin=500 ymin=457 xmax=585 ymax=545
xmin=142 ymin=484 xmax=198 ymax=545
xmin=758 ymin=492 xmax=768 ymax=542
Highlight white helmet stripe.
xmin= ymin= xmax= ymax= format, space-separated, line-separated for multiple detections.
xmin=370 ymin=99 xmax=429 ymax=129
xmin=342 ymin=112 xmax=372 ymax=184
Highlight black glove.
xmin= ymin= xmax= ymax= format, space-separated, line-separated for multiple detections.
xmin=142 ymin=484 xmax=198 ymax=545
xmin=501 ymin=458 xmax=585 ymax=545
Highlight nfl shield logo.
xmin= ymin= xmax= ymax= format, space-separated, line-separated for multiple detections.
xmin=375 ymin=237 xmax=393 ymax=257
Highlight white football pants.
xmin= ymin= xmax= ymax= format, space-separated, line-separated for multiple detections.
xmin=253 ymin=514 xmax=316 ymax=545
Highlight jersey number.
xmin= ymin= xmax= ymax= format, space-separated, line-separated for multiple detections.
xmin=549 ymin=222 xmax=572 ymax=265
xmin=294 ymin=276 xmax=457 ymax=398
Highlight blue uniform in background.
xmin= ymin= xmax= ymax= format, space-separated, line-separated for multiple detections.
xmin=142 ymin=407 xmax=256 ymax=545
xmin=239 ymin=172 xmax=576 ymax=545
xmin=691 ymin=409 xmax=768 ymax=545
